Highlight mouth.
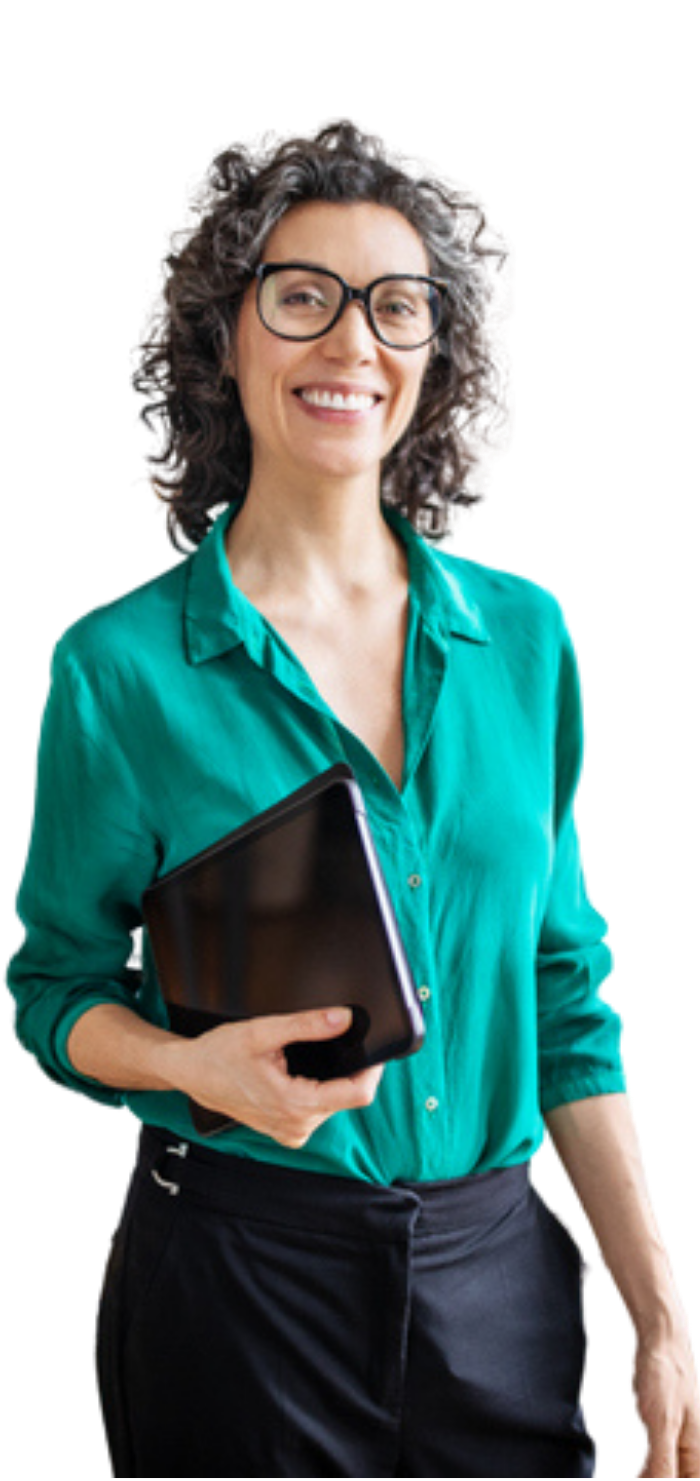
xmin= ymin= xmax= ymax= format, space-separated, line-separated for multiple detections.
xmin=293 ymin=386 xmax=382 ymax=413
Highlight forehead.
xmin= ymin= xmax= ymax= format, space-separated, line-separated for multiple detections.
xmin=261 ymin=200 xmax=430 ymax=278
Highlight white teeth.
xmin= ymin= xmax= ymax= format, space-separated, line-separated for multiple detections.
xmin=299 ymin=389 xmax=376 ymax=411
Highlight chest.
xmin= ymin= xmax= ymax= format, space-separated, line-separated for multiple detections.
xmin=263 ymin=598 xmax=409 ymax=791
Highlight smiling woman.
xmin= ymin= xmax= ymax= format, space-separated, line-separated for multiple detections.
xmin=229 ymin=202 xmax=436 ymax=496
xmin=134 ymin=120 xmax=505 ymax=547
xmin=7 ymin=119 xmax=700 ymax=1480
xmin=216 ymin=200 xmax=442 ymax=796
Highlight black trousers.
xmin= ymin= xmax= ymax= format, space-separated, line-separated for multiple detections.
xmin=97 ymin=1126 xmax=595 ymax=1478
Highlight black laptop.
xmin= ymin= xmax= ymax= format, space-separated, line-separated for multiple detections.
xmin=142 ymin=762 xmax=425 ymax=1134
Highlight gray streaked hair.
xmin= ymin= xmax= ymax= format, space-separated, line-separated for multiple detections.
xmin=128 ymin=118 xmax=503 ymax=553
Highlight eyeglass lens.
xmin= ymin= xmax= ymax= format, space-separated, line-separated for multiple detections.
xmin=258 ymin=267 xmax=441 ymax=347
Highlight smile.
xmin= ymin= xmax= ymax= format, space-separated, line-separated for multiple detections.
xmin=296 ymin=388 xmax=379 ymax=411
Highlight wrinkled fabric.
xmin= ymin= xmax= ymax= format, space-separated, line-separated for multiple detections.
xmin=7 ymin=498 xmax=625 ymax=1182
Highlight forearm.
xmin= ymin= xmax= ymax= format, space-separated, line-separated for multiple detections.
xmin=66 ymin=1003 xmax=183 ymax=1091
xmin=544 ymin=1092 xmax=680 ymax=1338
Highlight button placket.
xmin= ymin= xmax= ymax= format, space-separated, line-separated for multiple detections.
xmin=412 ymin=919 xmax=442 ymax=1124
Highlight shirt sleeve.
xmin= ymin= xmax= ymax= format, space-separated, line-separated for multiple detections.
xmin=6 ymin=634 xmax=160 ymax=1105
xmin=536 ymin=609 xmax=626 ymax=1113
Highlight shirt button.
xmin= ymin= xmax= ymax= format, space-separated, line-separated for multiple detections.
xmin=425 ymin=1096 xmax=439 ymax=1113
xmin=407 ymin=873 xmax=422 ymax=888
xmin=418 ymin=985 xmax=431 ymax=1002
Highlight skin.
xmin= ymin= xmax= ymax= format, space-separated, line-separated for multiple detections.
xmin=224 ymin=200 xmax=433 ymax=608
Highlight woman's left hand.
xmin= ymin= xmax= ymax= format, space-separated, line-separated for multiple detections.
xmin=636 ymin=1317 xmax=700 ymax=1477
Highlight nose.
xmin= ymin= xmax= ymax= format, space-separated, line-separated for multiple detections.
xmin=321 ymin=299 xmax=377 ymax=361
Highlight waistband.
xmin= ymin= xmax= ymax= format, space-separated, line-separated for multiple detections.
xmin=138 ymin=1124 xmax=531 ymax=1241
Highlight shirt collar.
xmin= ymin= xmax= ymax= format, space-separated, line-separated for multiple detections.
xmin=184 ymin=498 xmax=490 ymax=665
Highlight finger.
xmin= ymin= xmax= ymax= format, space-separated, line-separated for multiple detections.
xmin=301 ymin=1062 xmax=384 ymax=1116
xmin=250 ymin=1006 xmax=353 ymax=1051
xmin=347 ymin=1063 xmax=385 ymax=1093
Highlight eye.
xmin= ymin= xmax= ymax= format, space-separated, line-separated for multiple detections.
xmin=280 ymin=286 xmax=332 ymax=310
xmin=371 ymin=280 xmax=431 ymax=325
xmin=268 ymin=269 xmax=338 ymax=317
xmin=374 ymin=293 xmax=419 ymax=319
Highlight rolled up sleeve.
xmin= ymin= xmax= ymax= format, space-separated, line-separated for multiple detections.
xmin=536 ymin=615 xmax=626 ymax=1113
xmin=7 ymin=636 xmax=159 ymax=1105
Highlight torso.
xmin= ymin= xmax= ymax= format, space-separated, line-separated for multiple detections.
xmin=253 ymin=590 xmax=409 ymax=792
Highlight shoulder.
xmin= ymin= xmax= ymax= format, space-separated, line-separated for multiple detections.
xmin=51 ymin=557 xmax=189 ymax=694
xmin=433 ymin=545 xmax=567 ymax=650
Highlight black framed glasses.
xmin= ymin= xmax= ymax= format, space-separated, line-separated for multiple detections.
xmin=255 ymin=261 xmax=447 ymax=350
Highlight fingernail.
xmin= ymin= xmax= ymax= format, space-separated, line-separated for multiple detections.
xmin=325 ymin=1008 xmax=350 ymax=1026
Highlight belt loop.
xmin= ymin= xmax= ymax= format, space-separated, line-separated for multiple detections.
xmin=151 ymin=1139 xmax=190 ymax=1196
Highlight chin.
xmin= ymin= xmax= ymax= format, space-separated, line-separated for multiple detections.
xmin=300 ymin=452 xmax=385 ymax=483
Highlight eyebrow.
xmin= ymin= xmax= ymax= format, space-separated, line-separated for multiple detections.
xmin=259 ymin=260 xmax=432 ymax=281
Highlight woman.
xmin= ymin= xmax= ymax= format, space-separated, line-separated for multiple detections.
xmin=7 ymin=121 xmax=699 ymax=1478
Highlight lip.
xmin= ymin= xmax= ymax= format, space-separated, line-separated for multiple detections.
xmin=293 ymin=382 xmax=384 ymax=400
xmin=293 ymin=398 xmax=380 ymax=425
xmin=292 ymin=382 xmax=384 ymax=423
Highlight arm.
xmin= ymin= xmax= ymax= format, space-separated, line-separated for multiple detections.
xmin=66 ymin=1003 xmax=180 ymax=1094
xmin=66 ymin=1001 xmax=383 ymax=1147
xmin=544 ymin=1090 xmax=698 ymax=1481
xmin=541 ymin=1090 xmax=683 ymax=1344
xmin=536 ymin=610 xmax=699 ymax=1473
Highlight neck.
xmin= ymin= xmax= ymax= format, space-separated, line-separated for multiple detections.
xmin=225 ymin=468 xmax=407 ymax=606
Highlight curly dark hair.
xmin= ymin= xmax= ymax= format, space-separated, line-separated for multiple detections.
xmin=134 ymin=120 xmax=507 ymax=549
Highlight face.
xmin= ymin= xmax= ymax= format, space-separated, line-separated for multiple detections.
xmin=230 ymin=200 xmax=434 ymax=493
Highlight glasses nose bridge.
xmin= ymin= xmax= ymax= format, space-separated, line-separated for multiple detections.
xmin=331 ymin=280 xmax=376 ymax=341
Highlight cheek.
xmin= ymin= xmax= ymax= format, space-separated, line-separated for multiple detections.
xmin=392 ymin=357 xmax=431 ymax=423
xmin=232 ymin=296 xmax=283 ymax=390
xmin=233 ymin=333 xmax=294 ymax=427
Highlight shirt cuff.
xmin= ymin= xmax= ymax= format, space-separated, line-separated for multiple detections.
xmin=539 ymin=1066 xmax=627 ymax=1115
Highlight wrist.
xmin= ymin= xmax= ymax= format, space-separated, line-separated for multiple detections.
xmin=631 ymin=1285 xmax=686 ymax=1345
xmin=66 ymin=1003 xmax=188 ymax=1092
xmin=149 ymin=1030 xmax=194 ymax=1095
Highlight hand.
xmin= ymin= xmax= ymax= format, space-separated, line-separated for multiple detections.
xmin=636 ymin=1317 xmax=700 ymax=1477
xmin=163 ymin=1006 xmax=384 ymax=1148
